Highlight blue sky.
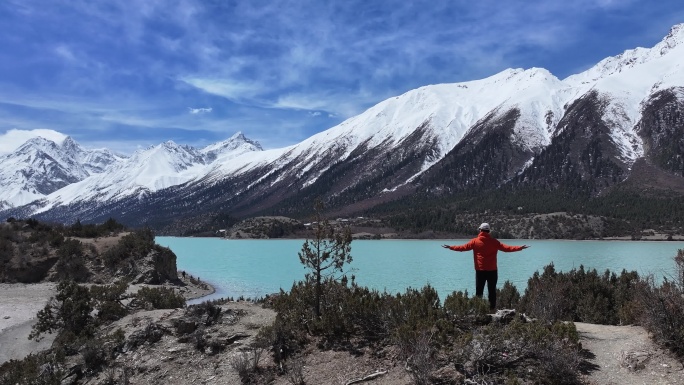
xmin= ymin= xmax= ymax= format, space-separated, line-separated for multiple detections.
xmin=0 ymin=1 xmax=683 ymax=155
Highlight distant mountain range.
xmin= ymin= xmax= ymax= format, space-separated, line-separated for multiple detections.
xmin=2 ymin=24 xmax=684 ymax=227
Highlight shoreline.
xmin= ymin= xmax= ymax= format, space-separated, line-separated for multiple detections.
xmin=159 ymin=235 xmax=684 ymax=242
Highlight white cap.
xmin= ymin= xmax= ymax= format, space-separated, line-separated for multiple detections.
xmin=478 ymin=223 xmax=490 ymax=231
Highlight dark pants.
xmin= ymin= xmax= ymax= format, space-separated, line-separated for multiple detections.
xmin=475 ymin=270 xmax=498 ymax=310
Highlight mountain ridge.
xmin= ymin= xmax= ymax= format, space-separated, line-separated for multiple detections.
xmin=2 ymin=24 xmax=684 ymax=229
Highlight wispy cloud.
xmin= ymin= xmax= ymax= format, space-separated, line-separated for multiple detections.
xmin=0 ymin=129 xmax=67 ymax=155
xmin=188 ymin=107 xmax=212 ymax=115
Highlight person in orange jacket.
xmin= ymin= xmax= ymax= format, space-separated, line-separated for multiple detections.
xmin=442 ymin=222 xmax=530 ymax=310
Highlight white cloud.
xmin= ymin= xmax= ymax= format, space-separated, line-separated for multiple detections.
xmin=181 ymin=77 xmax=264 ymax=104
xmin=0 ymin=129 xmax=67 ymax=155
xmin=54 ymin=44 xmax=77 ymax=62
xmin=308 ymin=111 xmax=321 ymax=117
xmin=188 ymin=107 xmax=213 ymax=114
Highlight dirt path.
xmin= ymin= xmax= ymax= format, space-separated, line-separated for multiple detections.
xmin=576 ymin=322 xmax=684 ymax=385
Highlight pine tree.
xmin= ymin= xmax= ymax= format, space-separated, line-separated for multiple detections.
xmin=298 ymin=199 xmax=352 ymax=317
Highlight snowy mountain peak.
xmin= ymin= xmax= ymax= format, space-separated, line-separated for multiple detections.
xmin=565 ymin=24 xmax=684 ymax=86
xmin=202 ymin=131 xmax=263 ymax=161
xmin=161 ymin=140 xmax=180 ymax=149
xmin=19 ymin=136 xmax=59 ymax=151
xmin=660 ymin=23 xmax=684 ymax=52
xmin=61 ymin=136 xmax=80 ymax=152
xmin=0 ymin=136 xmax=95 ymax=208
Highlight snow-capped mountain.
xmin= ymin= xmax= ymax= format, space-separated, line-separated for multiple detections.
xmin=17 ymin=132 xmax=264 ymax=214
xmin=0 ymin=136 xmax=123 ymax=210
xmin=2 ymin=24 xmax=684 ymax=225
xmin=202 ymin=132 xmax=264 ymax=162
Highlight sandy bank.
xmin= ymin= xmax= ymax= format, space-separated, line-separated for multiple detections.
xmin=0 ymin=283 xmax=57 ymax=364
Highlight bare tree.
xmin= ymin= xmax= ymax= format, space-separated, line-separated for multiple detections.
xmin=298 ymin=200 xmax=352 ymax=317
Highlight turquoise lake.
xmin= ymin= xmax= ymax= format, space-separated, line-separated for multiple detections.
xmin=155 ymin=237 xmax=684 ymax=302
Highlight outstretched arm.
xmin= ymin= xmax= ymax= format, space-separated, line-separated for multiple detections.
xmin=499 ymin=243 xmax=531 ymax=252
xmin=442 ymin=241 xmax=474 ymax=251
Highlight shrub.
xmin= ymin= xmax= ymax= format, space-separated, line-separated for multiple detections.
xmin=403 ymin=329 xmax=434 ymax=385
xmin=103 ymin=228 xmax=155 ymax=268
xmin=30 ymin=280 xmax=132 ymax=346
xmin=30 ymin=280 xmax=95 ymax=341
xmin=67 ymin=218 xmax=126 ymax=238
xmin=518 ymin=263 xmax=640 ymax=324
xmin=638 ymin=249 xmax=684 ymax=358
xmin=442 ymin=290 xmax=490 ymax=327
xmin=518 ymin=264 xmax=575 ymax=321
xmin=0 ymin=237 xmax=14 ymax=264
xmin=136 ymin=286 xmax=185 ymax=309
xmin=90 ymin=281 xmax=130 ymax=322
xmin=0 ymin=351 xmax=63 ymax=385
xmin=81 ymin=338 xmax=107 ymax=373
xmin=286 ymin=357 xmax=306 ymax=385
xmin=186 ymin=300 xmax=223 ymax=326
xmin=230 ymin=351 xmax=252 ymax=379
xmin=54 ymin=239 xmax=89 ymax=282
xmin=454 ymin=320 xmax=583 ymax=385
xmin=496 ymin=280 xmax=521 ymax=310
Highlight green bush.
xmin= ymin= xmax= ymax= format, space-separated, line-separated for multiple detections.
xmin=54 ymin=239 xmax=89 ymax=282
xmin=90 ymin=281 xmax=130 ymax=322
xmin=30 ymin=280 xmax=95 ymax=342
xmin=103 ymin=228 xmax=155 ymax=268
xmin=442 ymin=290 xmax=490 ymax=326
xmin=136 ymin=286 xmax=185 ymax=309
xmin=0 ymin=351 xmax=63 ymax=385
xmin=454 ymin=320 xmax=582 ymax=385
xmin=0 ymin=237 xmax=14 ymax=264
xmin=266 ymin=278 xmax=586 ymax=384
xmin=518 ymin=263 xmax=640 ymax=324
xmin=67 ymin=218 xmax=126 ymax=238
xmin=30 ymin=280 xmax=131 ymax=347
xmin=496 ymin=280 xmax=521 ymax=309
xmin=638 ymin=250 xmax=684 ymax=359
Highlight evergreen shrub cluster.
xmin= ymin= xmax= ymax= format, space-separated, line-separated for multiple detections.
xmin=66 ymin=218 xmax=126 ymax=238
xmin=29 ymin=280 xmax=131 ymax=345
xmin=262 ymin=279 xmax=584 ymax=385
xmin=638 ymin=250 xmax=684 ymax=358
xmin=102 ymin=228 xmax=155 ymax=268
xmin=135 ymin=286 xmax=186 ymax=309
xmin=518 ymin=264 xmax=641 ymax=324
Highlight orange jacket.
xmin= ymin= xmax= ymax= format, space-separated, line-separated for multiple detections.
xmin=447 ymin=231 xmax=524 ymax=271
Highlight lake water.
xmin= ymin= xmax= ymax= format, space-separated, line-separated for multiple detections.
xmin=156 ymin=237 xmax=684 ymax=302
